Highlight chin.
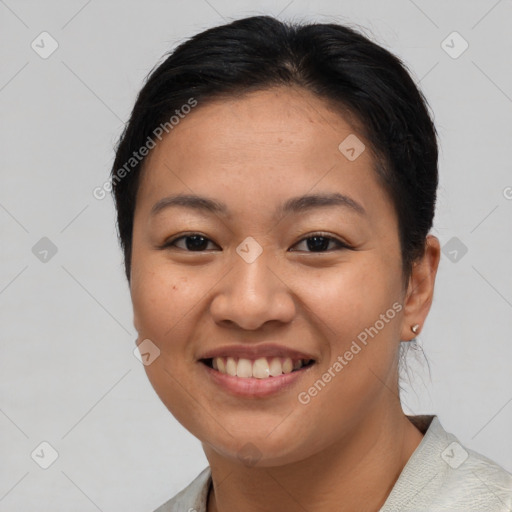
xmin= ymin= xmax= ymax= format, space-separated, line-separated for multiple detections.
xmin=200 ymin=425 xmax=320 ymax=469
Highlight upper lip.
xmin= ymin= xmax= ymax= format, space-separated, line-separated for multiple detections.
xmin=198 ymin=343 xmax=317 ymax=362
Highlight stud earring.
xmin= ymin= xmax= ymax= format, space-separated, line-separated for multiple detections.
xmin=411 ymin=324 xmax=420 ymax=334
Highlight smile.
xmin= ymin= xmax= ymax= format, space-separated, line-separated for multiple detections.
xmin=200 ymin=356 xmax=317 ymax=398
xmin=201 ymin=356 xmax=315 ymax=379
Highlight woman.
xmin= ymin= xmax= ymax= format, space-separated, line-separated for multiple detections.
xmin=110 ymin=15 xmax=512 ymax=512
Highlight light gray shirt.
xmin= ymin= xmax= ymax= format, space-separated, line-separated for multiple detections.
xmin=154 ymin=415 xmax=512 ymax=511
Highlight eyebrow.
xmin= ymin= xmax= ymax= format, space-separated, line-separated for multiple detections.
xmin=150 ymin=192 xmax=367 ymax=219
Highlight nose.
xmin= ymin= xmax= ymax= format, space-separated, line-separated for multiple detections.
xmin=209 ymin=248 xmax=296 ymax=331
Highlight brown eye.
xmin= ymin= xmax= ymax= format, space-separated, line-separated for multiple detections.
xmin=290 ymin=233 xmax=352 ymax=253
xmin=164 ymin=234 xmax=218 ymax=251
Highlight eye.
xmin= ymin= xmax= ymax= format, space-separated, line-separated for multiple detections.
xmin=161 ymin=232 xmax=352 ymax=253
xmin=162 ymin=233 xmax=219 ymax=252
xmin=289 ymin=233 xmax=352 ymax=253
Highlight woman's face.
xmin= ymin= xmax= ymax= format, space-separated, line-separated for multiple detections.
xmin=130 ymin=86 xmax=418 ymax=466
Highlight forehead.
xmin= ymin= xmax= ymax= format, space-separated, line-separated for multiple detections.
xmin=146 ymin=86 xmax=365 ymax=165
xmin=136 ymin=86 xmax=388 ymax=223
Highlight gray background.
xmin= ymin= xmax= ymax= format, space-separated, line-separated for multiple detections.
xmin=1 ymin=0 xmax=511 ymax=510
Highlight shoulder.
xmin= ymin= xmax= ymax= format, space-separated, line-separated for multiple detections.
xmin=438 ymin=445 xmax=512 ymax=510
xmin=153 ymin=466 xmax=212 ymax=512
xmin=381 ymin=415 xmax=512 ymax=512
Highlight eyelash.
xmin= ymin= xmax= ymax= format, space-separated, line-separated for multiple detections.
xmin=161 ymin=232 xmax=353 ymax=253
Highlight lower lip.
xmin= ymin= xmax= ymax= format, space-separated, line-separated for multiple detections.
xmin=200 ymin=361 xmax=315 ymax=398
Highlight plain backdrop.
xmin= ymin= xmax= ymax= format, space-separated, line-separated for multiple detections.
xmin=1 ymin=0 xmax=511 ymax=510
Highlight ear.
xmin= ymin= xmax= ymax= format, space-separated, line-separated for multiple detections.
xmin=400 ymin=234 xmax=441 ymax=341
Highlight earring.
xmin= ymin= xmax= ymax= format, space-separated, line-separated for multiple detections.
xmin=411 ymin=324 xmax=420 ymax=334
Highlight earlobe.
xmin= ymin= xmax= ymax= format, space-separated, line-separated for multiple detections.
xmin=400 ymin=234 xmax=441 ymax=341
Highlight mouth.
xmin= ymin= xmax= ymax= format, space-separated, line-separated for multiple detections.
xmin=199 ymin=355 xmax=317 ymax=398
xmin=200 ymin=356 xmax=316 ymax=379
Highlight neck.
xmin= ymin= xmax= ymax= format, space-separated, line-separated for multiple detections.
xmin=205 ymin=408 xmax=425 ymax=512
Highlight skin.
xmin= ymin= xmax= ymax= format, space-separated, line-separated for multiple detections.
xmin=130 ymin=86 xmax=441 ymax=512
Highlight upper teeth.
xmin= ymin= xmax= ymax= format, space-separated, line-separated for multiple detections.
xmin=211 ymin=357 xmax=311 ymax=378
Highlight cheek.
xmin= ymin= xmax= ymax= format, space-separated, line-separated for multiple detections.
xmin=297 ymin=256 xmax=401 ymax=335
xmin=130 ymin=263 xmax=209 ymax=433
xmin=296 ymin=257 xmax=403 ymax=394
xmin=130 ymin=270 xmax=194 ymax=400
xmin=131 ymin=260 xmax=195 ymax=341
xmin=130 ymin=257 xmax=219 ymax=377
